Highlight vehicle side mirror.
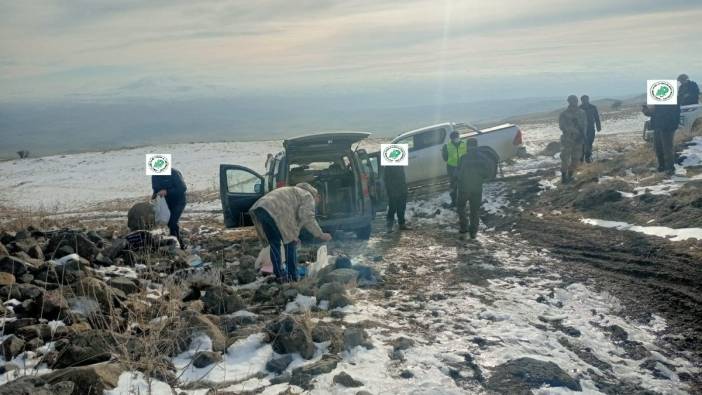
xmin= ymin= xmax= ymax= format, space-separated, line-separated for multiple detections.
xmin=254 ymin=183 xmax=263 ymax=194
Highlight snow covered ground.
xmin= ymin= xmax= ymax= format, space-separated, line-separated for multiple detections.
xmin=0 ymin=113 xmax=646 ymax=213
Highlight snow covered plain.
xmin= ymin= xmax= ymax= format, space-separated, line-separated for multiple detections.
xmin=0 ymin=112 xmax=645 ymax=212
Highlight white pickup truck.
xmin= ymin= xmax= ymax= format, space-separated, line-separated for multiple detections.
xmin=389 ymin=122 xmax=523 ymax=185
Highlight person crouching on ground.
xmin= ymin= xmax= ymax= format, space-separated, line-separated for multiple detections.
xmin=151 ymin=168 xmax=187 ymax=249
xmin=456 ymin=139 xmax=492 ymax=239
xmin=249 ymin=183 xmax=332 ymax=282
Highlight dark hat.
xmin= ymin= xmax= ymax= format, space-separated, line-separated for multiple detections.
xmin=450 ymin=131 xmax=460 ymax=139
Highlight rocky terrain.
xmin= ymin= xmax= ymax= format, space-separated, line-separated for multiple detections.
xmin=1 ymin=111 xmax=701 ymax=394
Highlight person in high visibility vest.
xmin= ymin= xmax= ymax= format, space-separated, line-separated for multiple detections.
xmin=441 ymin=131 xmax=467 ymax=206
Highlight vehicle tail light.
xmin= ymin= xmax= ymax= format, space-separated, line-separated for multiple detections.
xmin=513 ymin=128 xmax=523 ymax=145
xmin=276 ymin=180 xmax=286 ymax=188
xmin=361 ymin=174 xmax=370 ymax=198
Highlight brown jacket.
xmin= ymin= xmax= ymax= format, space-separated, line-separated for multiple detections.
xmin=249 ymin=184 xmax=324 ymax=244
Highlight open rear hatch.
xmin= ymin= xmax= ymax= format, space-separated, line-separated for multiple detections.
xmin=284 ymin=132 xmax=371 ymax=161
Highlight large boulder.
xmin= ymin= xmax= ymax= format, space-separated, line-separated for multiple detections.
xmin=127 ymin=202 xmax=156 ymax=231
xmin=333 ymin=371 xmax=364 ymax=388
xmin=0 ymin=376 xmax=74 ymax=395
xmin=485 ymin=357 xmax=582 ymax=394
xmin=265 ymin=316 xmax=316 ymax=360
xmin=42 ymin=362 xmax=124 ymax=395
xmin=201 ymin=286 xmax=245 ymax=315
xmin=41 ymin=290 xmax=69 ymax=319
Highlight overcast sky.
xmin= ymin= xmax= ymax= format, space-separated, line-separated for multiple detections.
xmin=1 ymin=0 xmax=701 ymax=102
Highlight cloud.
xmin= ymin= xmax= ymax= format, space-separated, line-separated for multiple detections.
xmin=0 ymin=0 xmax=701 ymax=100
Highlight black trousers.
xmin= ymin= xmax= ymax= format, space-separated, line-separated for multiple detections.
xmin=653 ymin=129 xmax=675 ymax=171
xmin=166 ymin=199 xmax=186 ymax=247
xmin=447 ymin=165 xmax=458 ymax=204
xmin=386 ymin=193 xmax=407 ymax=225
xmin=582 ymin=128 xmax=596 ymax=161
xmin=457 ymin=188 xmax=482 ymax=235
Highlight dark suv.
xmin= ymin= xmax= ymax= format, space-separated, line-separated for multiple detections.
xmin=219 ymin=132 xmax=384 ymax=239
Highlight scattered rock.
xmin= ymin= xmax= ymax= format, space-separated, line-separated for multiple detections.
xmin=541 ymin=141 xmax=562 ymax=156
xmin=312 ymin=322 xmax=343 ymax=352
xmin=107 ymin=277 xmax=140 ymax=295
xmin=322 ymin=269 xmax=358 ymax=286
xmin=265 ymin=316 xmax=315 ymax=360
xmin=72 ymin=277 xmax=126 ymax=308
xmin=127 ymin=202 xmax=156 ymax=231
xmin=173 ymin=310 xmax=228 ymax=354
xmin=269 ymin=372 xmax=292 ymax=385
xmin=47 ymin=231 xmax=99 ymax=260
xmin=391 ymin=337 xmax=415 ymax=352
xmin=290 ymin=354 xmax=341 ymax=389
xmin=316 ymin=282 xmax=346 ymax=301
xmin=333 ymin=371 xmax=364 ymax=387
xmin=42 ymin=290 xmax=69 ymax=319
xmin=1 ymin=335 xmax=25 ymax=361
xmin=266 ymin=354 xmax=293 ymax=374
xmin=192 ymin=351 xmax=223 ymax=368
xmin=93 ymin=253 xmax=113 ymax=267
xmin=236 ymin=268 xmax=257 ymax=285
xmin=201 ymin=286 xmax=245 ymax=315
xmin=0 ymin=242 xmax=8 ymax=257
xmin=0 ymin=376 xmax=74 ymax=395
xmin=485 ymin=357 xmax=582 ymax=393
xmin=42 ymin=362 xmax=124 ymax=395
xmin=0 ymin=272 xmax=16 ymax=286
xmin=51 ymin=330 xmax=118 ymax=368
xmin=334 ymin=255 xmax=352 ymax=269
xmin=0 ymin=255 xmax=33 ymax=277
xmin=400 ymin=370 xmax=414 ymax=379
xmin=343 ymin=327 xmax=373 ymax=351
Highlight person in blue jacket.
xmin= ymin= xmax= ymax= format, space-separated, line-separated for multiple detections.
xmin=152 ymin=168 xmax=187 ymax=248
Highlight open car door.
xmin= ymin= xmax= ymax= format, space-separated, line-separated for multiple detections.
xmin=219 ymin=164 xmax=265 ymax=228
xmin=357 ymin=149 xmax=386 ymax=213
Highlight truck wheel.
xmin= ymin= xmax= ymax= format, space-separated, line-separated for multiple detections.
xmin=355 ymin=224 xmax=372 ymax=240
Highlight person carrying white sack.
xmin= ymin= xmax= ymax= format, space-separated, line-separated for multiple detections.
xmin=151 ymin=168 xmax=187 ymax=249
xmin=249 ymin=183 xmax=332 ymax=283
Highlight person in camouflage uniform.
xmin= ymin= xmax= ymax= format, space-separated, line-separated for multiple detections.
xmin=558 ymin=95 xmax=587 ymax=184
xmin=249 ymin=183 xmax=332 ymax=282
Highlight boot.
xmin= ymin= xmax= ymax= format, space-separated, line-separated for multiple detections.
xmin=386 ymin=221 xmax=394 ymax=233
xmin=398 ymin=223 xmax=411 ymax=231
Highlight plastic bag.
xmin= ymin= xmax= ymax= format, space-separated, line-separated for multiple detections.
xmin=308 ymin=245 xmax=328 ymax=276
xmin=152 ymin=196 xmax=171 ymax=226
xmin=255 ymin=244 xmax=286 ymax=274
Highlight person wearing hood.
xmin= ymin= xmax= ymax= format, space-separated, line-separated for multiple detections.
xmin=579 ymin=95 xmax=602 ymax=163
xmin=151 ymin=168 xmax=187 ymax=248
xmin=678 ymin=74 xmax=700 ymax=106
xmin=249 ymin=183 xmax=332 ymax=282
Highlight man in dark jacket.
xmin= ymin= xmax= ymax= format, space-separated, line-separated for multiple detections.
xmin=579 ymin=95 xmax=602 ymax=163
xmin=383 ymin=165 xmax=409 ymax=232
xmin=678 ymin=74 xmax=700 ymax=106
xmin=152 ymin=168 xmax=187 ymax=248
xmin=455 ymin=139 xmax=492 ymax=238
xmin=642 ymin=104 xmax=680 ymax=175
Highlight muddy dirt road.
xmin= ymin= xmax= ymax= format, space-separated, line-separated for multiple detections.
xmin=314 ymin=171 xmax=700 ymax=394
